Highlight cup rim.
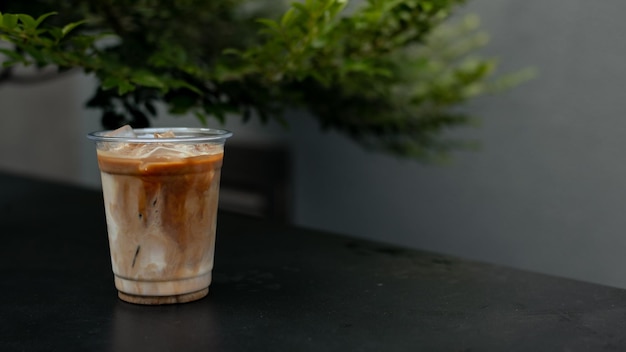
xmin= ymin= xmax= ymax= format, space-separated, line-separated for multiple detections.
xmin=87 ymin=127 xmax=233 ymax=143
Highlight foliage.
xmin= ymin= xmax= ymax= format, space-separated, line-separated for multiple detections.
xmin=0 ymin=0 xmax=530 ymax=160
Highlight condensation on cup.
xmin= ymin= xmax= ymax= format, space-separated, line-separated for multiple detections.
xmin=88 ymin=126 xmax=232 ymax=305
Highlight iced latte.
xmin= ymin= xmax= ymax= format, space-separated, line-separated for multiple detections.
xmin=88 ymin=126 xmax=232 ymax=304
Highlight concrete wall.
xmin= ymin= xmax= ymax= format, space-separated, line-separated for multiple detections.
xmin=0 ymin=71 xmax=84 ymax=184
xmin=286 ymin=0 xmax=626 ymax=288
xmin=4 ymin=0 xmax=626 ymax=288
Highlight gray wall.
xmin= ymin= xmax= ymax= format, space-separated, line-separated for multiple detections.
xmin=286 ymin=0 xmax=626 ymax=288
xmin=3 ymin=0 xmax=626 ymax=288
xmin=0 ymin=70 xmax=83 ymax=183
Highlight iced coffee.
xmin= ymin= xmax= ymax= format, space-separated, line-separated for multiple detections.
xmin=88 ymin=126 xmax=232 ymax=304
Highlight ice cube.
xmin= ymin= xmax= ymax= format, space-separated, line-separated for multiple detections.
xmin=105 ymin=125 xmax=136 ymax=138
xmin=99 ymin=125 xmax=136 ymax=152
xmin=193 ymin=143 xmax=222 ymax=154
xmin=139 ymin=145 xmax=195 ymax=159
xmin=154 ymin=130 xmax=176 ymax=139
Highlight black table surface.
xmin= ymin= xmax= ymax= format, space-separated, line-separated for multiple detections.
xmin=2 ymin=171 xmax=626 ymax=351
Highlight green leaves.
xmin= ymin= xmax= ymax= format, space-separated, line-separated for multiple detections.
xmin=130 ymin=72 xmax=166 ymax=90
xmin=33 ymin=12 xmax=58 ymax=28
xmin=0 ymin=11 xmax=89 ymax=68
xmin=0 ymin=11 xmax=61 ymax=34
xmin=0 ymin=48 xmax=25 ymax=67
xmin=61 ymin=20 xmax=87 ymax=38
xmin=0 ymin=0 xmax=529 ymax=161
xmin=102 ymin=77 xmax=133 ymax=95
xmin=1 ymin=13 xmax=19 ymax=30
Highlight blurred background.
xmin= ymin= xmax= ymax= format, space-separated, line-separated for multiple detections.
xmin=3 ymin=0 xmax=626 ymax=289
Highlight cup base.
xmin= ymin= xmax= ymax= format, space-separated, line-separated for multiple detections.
xmin=118 ymin=288 xmax=209 ymax=305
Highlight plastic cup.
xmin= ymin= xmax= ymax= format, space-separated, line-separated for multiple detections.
xmin=87 ymin=127 xmax=232 ymax=304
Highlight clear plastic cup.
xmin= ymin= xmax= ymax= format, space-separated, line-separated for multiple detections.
xmin=87 ymin=127 xmax=232 ymax=304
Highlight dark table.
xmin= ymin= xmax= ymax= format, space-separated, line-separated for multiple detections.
xmin=1 ymin=171 xmax=626 ymax=351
